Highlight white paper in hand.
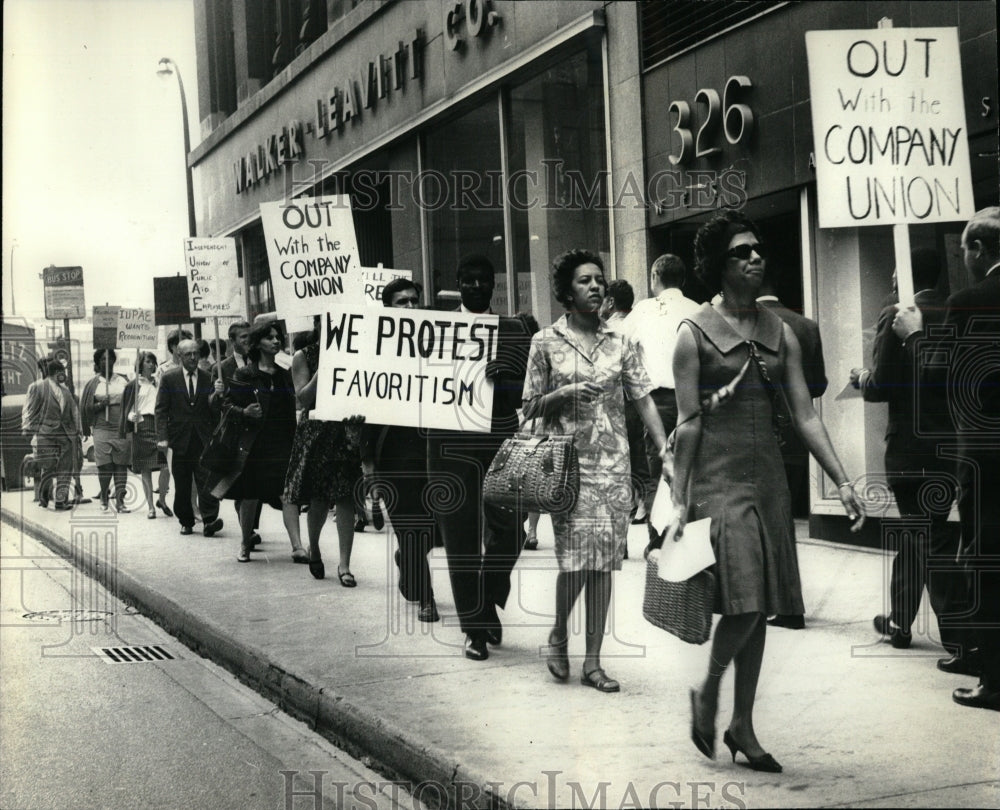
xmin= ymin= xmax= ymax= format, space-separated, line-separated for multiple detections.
xmin=649 ymin=477 xmax=674 ymax=537
xmin=655 ymin=517 xmax=714 ymax=582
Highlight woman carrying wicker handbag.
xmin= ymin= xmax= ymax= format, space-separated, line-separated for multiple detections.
xmin=673 ymin=211 xmax=865 ymax=772
xmin=522 ymin=249 xmax=669 ymax=693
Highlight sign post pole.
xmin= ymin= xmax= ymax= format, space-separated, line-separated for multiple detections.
xmin=213 ymin=317 xmax=222 ymax=383
xmin=62 ymin=317 xmax=73 ymax=393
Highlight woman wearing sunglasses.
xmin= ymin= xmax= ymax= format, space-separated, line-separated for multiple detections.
xmin=673 ymin=210 xmax=865 ymax=772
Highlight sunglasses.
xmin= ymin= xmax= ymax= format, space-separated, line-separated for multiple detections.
xmin=727 ymin=243 xmax=767 ymax=261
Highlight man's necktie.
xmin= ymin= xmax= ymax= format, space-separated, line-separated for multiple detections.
xmin=187 ymin=373 xmax=196 ymax=403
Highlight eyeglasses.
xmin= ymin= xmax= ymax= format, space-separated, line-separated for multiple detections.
xmin=727 ymin=243 xmax=767 ymax=261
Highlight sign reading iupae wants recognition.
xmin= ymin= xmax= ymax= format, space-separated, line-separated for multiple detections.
xmin=313 ymin=306 xmax=499 ymax=432
xmin=183 ymin=238 xmax=244 ymax=316
xmin=116 ymin=307 xmax=158 ymax=349
xmin=806 ymin=27 xmax=974 ymax=228
xmin=260 ymin=196 xmax=363 ymax=321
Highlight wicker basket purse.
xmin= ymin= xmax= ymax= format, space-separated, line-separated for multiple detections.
xmin=483 ymin=432 xmax=579 ymax=514
xmin=642 ymin=556 xmax=716 ymax=644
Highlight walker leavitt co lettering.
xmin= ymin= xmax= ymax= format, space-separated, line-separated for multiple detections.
xmin=233 ymin=29 xmax=425 ymax=194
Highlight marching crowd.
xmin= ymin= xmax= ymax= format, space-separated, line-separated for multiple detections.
xmin=19 ymin=206 xmax=1000 ymax=773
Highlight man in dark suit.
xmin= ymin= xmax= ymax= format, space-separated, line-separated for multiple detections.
xmin=757 ymin=273 xmax=828 ymax=630
xmin=426 ymin=255 xmax=532 ymax=660
xmin=895 ymin=207 xmax=1000 ymax=712
xmin=853 ymin=248 xmax=959 ymax=653
xmin=155 ymin=339 xmax=223 ymax=537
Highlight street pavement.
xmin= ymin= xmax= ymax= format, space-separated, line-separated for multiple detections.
xmin=1 ymin=480 xmax=998 ymax=809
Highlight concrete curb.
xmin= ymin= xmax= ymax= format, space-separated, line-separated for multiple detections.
xmin=1 ymin=506 xmax=511 ymax=809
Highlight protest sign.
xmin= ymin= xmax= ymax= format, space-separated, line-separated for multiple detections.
xmin=153 ymin=276 xmax=203 ymax=326
xmin=360 ymin=265 xmax=412 ymax=306
xmin=806 ymin=27 xmax=975 ymax=228
xmin=92 ymin=306 xmax=120 ymax=350
xmin=116 ymin=308 xmax=158 ymax=349
xmin=260 ymin=196 xmax=362 ymax=322
xmin=183 ymin=237 xmax=244 ymax=317
xmin=313 ymin=306 xmax=499 ymax=432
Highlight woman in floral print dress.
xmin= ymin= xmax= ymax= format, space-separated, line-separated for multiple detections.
xmin=522 ymin=249 xmax=669 ymax=692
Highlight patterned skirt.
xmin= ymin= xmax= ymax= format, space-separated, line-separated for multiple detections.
xmin=282 ymin=418 xmax=362 ymax=505
xmin=129 ymin=419 xmax=163 ymax=474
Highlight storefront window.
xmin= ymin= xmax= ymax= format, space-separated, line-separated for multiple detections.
xmin=424 ymin=104 xmax=505 ymax=308
xmin=508 ymin=47 xmax=609 ymax=326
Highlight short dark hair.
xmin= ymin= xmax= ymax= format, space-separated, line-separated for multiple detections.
xmin=247 ymin=320 xmax=286 ymax=363
xmin=606 ymin=279 xmax=634 ymax=312
xmin=651 ymin=254 xmax=686 ymax=289
xmin=456 ymin=254 xmax=495 ymax=283
xmin=227 ymin=320 xmax=251 ymax=340
xmin=963 ymin=206 xmax=1000 ymax=258
xmin=167 ymin=328 xmax=193 ymax=353
xmin=910 ymin=248 xmax=941 ymax=291
xmin=381 ymin=277 xmax=421 ymax=307
xmin=693 ymin=210 xmax=762 ymax=294
xmin=196 ymin=339 xmax=211 ymax=359
xmin=93 ymin=348 xmax=116 ymax=369
xmin=552 ymin=249 xmax=606 ymax=308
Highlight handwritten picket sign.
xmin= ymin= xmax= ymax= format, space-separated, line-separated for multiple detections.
xmin=183 ymin=238 xmax=244 ymax=317
xmin=806 ymin=27 xmax=975 ymax=228
xmin=260 ymin=196 xmax=363 ymax=322
xmin=116 ymin=307 xmax=158 ymax=349
xmin=313 ymin=305 xmax=498 ymax=433
xmin=359 ymin=265 xmax=412 ymax=306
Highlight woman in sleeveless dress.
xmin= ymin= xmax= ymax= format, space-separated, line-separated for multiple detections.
xmin=672 ymin=211 xmax=865 ymax=772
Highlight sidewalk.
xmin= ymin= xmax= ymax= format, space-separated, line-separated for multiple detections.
xmin=2 ymin=484 xmax=997 ymax=809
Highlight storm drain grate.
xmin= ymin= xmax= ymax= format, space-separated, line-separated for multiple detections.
xmin=94 ymin=645 xmax=176 ymax=664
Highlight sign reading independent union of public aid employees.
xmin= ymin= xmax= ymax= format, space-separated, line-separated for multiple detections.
xmin=259 ymin=195 xmax=363 ymax=324
xmin=43 ymin=265 xmax=85 ymax=319
xmin=182 ymin=238 xmax=244 ymax=317
xmin=313 ymin=306 xmax=499 ymax=433
xmin=806 ymin=27 xmax=975 ymax=229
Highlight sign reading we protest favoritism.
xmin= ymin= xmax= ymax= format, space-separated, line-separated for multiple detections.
xmin=313 ymin=306 xmax=499 ymax=433
xmin=806 ymin=27 xmax=975 ymax=228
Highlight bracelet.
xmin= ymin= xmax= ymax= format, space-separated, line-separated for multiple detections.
xmin=837 ymin=481 xmax=853 ymax=489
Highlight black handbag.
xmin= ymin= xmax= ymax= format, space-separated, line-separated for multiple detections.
xmin=483 ymin=432 xmax=579 ymax=514
xmin=199 ymin=406 xmax=242 ymax=473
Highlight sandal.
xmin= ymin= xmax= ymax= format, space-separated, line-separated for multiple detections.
xmin=308 ymin=560 xmax=325 ymax=580
xmin=147 ymin=509 xmax=157 ymax=519
xmin=546 ymin=629 xmax=569 ymax=681
xmin=291 ymin=548 xmax=310 ymax=564
xmin=580 ymin=667 xmax=620 ymax=693
xmin=524 ymin=532 xmax=539 ymax=551
xmin=337 ymin=567 xmax=357 ymax=588
xmin=237 ymin=548 xmax=251 ymax=563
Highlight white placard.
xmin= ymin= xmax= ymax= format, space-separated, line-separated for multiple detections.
xmin=116 ymin=307 xmax=158 ymax=349
xmin=806 ymin=27 xmax=975 ymax=228
xmin=260 ymin=196 xmax=362 ymax=320
xmin=359 ymin=265 xmax=412 ymax=306
xmin=183 ymin=237 xmax=244 ymax=316
xmin=314 ymin=305 xmax=499 ymax=433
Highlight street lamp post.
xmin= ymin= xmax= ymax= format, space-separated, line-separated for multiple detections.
xmin=8 ymin=238 xmax=18 ymax=316
xmin=157 ymin=57 xmax=197 ymax=239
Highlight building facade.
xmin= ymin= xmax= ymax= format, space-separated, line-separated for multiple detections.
xmin=189 ymin=0 xmax=999 ymax=542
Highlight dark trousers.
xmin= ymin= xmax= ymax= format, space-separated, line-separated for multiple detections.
xmin=644 ymin=388 xmax=678 ymax=544
xmin=426 ymin=431 xmax=524 ymax=635
xmin=36 ymin=433 xmax=75 ymax=506
xmin=170 ymin=439 xmax=219 ymax=529
xmin=955 ymin=457 xmax=1000 ymax=689
xmin=886 ymin=470 xmax=961 ymax=649
xmin=624 ymin=397 xmax=649 ymax=514
xmin=381 ymin=454 xmax=434 ymax=605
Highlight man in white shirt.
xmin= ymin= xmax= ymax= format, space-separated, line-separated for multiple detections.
xmin=621 ymin=254 xmax=701 ymax=553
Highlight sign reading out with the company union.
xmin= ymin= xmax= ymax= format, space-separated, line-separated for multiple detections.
xmin=260 ymin=196 xmax=363 ymax=324
xmin=806 ymin=27 xmax=975 ymax=228
xmin=313 ymin=305 xmax=498 ymax=433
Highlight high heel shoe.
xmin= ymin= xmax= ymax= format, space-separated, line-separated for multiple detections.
xmin=689 ymin=688 xmax=715 ymax=760
xmin=722 ymin=730 xmax=782 ymax=773
xmin=546 ymin=629 xmax=569 ymax=681
xmin=308 ymin=559 xmax=325 ymax=580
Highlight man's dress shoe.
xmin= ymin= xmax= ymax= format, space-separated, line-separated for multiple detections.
xmin=203 ymin=518 xmax=224 ymax=537
xmin=938 ymin=652 xmax=980 ymax=677
xmin=464 ymin=634 xmax=489 ymax=661
xmin=952 ymin=684 xmax=1000 ymax=711
xmin=180 ymin=526 xmax=194 ymax=536
xmin=767 ymin=614 xmax=805 ymax=630
xmin=873 ymin=615 xmax=911 ymax=648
